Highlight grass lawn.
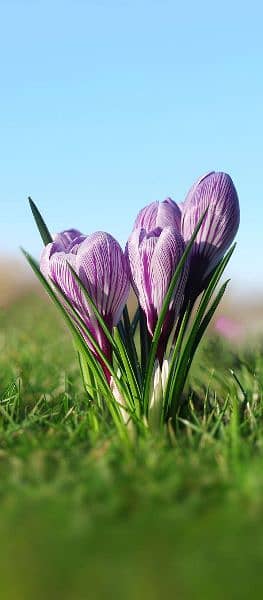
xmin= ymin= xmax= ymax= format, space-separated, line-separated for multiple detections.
xmin=0 ymin=292 xmax=263 ymax=599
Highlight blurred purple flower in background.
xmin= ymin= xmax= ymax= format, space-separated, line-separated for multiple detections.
xmin=214 ymin=315 xmax=244 ymax=342
xmin=181 ymin=171 xmax=240 ymax=300
xmin=41 ymin=230 xmax=130 ymax=379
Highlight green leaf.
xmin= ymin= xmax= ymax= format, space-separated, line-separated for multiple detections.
xmin=114 ymin=328 xmax=142 ymax=416
xmin=163 ymin=302 xmax=192 ymax=418
xmin=169 ymin=245 xmax=235 ymax=413
xmin=21 ymin=250 xmax=107 ymax=390
xmin=67 ymin=263 xmax=142 ymax=407
xmin=139 ymin=308 xmax=151 ymax=377
xmin=28 ymin=197 xmax=53 ymax=245
xmin=67 ymin=263 xmax=119 ymax=357
xmin=50 ymin=276 xmax=136 ymax=413
xmin=192 ymin=279 xmax=230 ymax=355
xmin=77 ymin=350 xmax=97 ymax=400
xmin=122 ymin=306 xmax=142 ymax=387
xmin=130 ymin=307 xmax=140 ymax=337
xmin=143 ymin=209 xmax=208 ymax=413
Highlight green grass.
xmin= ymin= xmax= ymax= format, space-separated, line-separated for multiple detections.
xmin=0 ymin=292 xmax=263 ymax=599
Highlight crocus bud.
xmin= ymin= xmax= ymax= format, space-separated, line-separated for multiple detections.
xmin=181 ymin=172 xmax=240 ymax=299
xmin=40 ymin=230 xmax=130 ymax=380
xmin=133 ymin=197 xmax=181 ymax=232
xmin=126 ymin=225 xmax=188 ymax=354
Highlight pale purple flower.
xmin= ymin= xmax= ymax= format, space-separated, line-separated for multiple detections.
xmin=40 ymin=229 xmax=130 ymax=380
xmin=133 ymin=197 xmax=181 ymax=232
xmin=214 ymin=315 xmax=244 ymax=342
xmin=181 ymin=171 xmax=240 ymax=299
xmin=126 ymin=226 xmax=188 ymax=355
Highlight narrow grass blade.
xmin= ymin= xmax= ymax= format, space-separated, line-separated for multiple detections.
xmin=143 ymin=210 xmax=208 ymax=412
xmin=130 ymin=307 xmax=140 ymax=337
xmin=114 ymin=328 xmax=142 ymax=416
xmin=44 ymin=269 xmax=135 ymax=410
xmin=192 ymin=280 xmax=230 ymax=355
xmin=170 ymin=246 xmax=234 ymax=413
xmin=67 ymin=264 xmax=120 ymax=358
xmin=122 ymin=306 xmax=142 ymax=386
xmin=117 ymin=321 xmax=126 ymax=344
xmin=189 ymin=245 xmax=235 ymax=346
xmin=139 ymin=308 xmax=151 ymax=377
xmin=28 ymin=197 xmax=53 ymax=245
xmin=210 ymin=396 xmax=229 ymax=437
xmin=68 ymin=263 xmax=141 ymax=403
xmin=77 ymin=350 xmax=98 ymax=401
xmin=21 ymin=250 xmax=109 ymax=393
xmin=163 ymin=303 xmax=192 ymax=418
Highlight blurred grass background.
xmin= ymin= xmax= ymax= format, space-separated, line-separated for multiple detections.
xmin=0 ymin=262 xmax=263 ymax=599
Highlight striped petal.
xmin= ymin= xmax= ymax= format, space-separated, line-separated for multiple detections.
xmin=181 ymin=172 xmax=240 ymax=297
xmin=48 ymin=252 xmax=81 ymax=309
xmin=77 ymin=232 xmax=130 ymax=326
xmin=136 ymin=231 xmax=159 ymax=334
xmin=133 ymin=198 xmax=181 ymax=232
xmin=53 ymin=229 xmax=84 ymax=250
xmin=151 ymin=227 xmax=187 ymax=317
xmin=126 ymin=226 xmax=187 ymax=337
xmin=46 ymin=250 xmax=100 ymax=355
xmin=40 ymin=231 xmax=84 ymax=279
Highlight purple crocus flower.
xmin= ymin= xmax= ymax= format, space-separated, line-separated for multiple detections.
xmin=181 ymin=171 xmax=240 ymax=300
xmin=40 ymin=230 xmax=130 ymax=380
xmin=133 ymin=197 xmax=181 ymax=232
xmin=126 ymin=225 xmax=188 ymax=357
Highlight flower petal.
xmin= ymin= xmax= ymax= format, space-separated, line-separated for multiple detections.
xmin=133 ymin=198 xmax=181 ymax=232
xmin=182 ymin=172 xmax=240 ymax=290
xmin=48 ymin=252 xmax=81 ymax=308
xmin=126 ymin=226 xmax=187 ymax=337
xmin=77 ymin=232 xmax=130 ymax=325
xmin=53 ymin=229 xmax=84 ymax=251
xmin=151 ymin=227 xmax=186 ymax=317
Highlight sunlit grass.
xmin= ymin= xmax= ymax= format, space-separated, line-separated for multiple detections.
xmin=0 ymin=293 xmax=263 ymax=599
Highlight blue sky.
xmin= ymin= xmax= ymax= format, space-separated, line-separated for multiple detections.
xmin=0 ymin=0 xmax=262 ymax=292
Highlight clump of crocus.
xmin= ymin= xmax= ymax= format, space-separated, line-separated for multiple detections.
xmin=181 ymin=171 xmax=240 ymax=301
xmin=40 ymin=229 xmax=130 ymax=381
xmin=25 ymin=171 xmax=240 ymax=440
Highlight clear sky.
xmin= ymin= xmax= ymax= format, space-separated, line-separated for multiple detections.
xmin=0 ymin=0 xmax=262 ymax=292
